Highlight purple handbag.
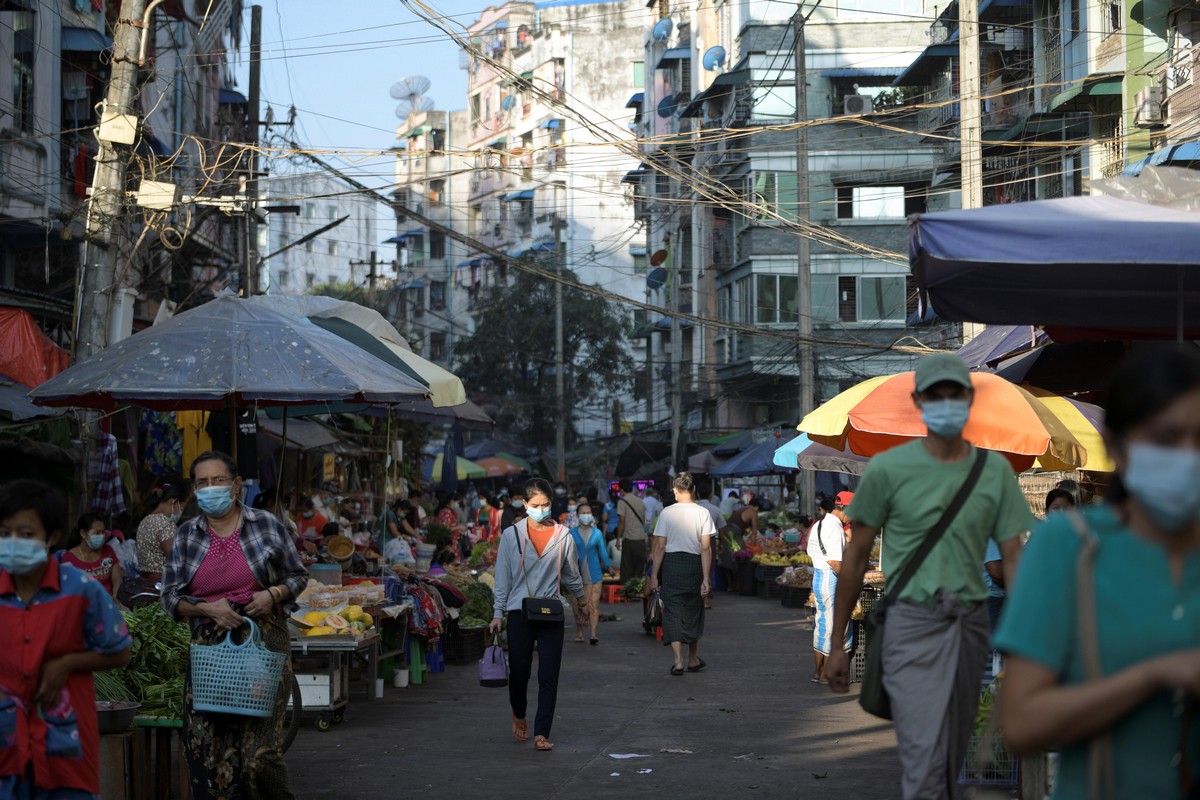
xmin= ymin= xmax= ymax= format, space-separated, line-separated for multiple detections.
xmin=479 ymin=634 xmax=508 ymax=688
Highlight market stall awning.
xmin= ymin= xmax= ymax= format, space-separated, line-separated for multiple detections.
xmin=219 ymin=88 xmax=247 ymax=105
xmin=397 ymin=280 xmax=425 ymax=290
xmin=1123 ymin=138 xmax=1200 ymax=176
xmin=822 ymin=67 xmax=905 ymax=79
xmin=622 ymin=169 xmax=648 ymax=183
xmin=680 ymin=69 xmax=750 ymax=118
xmin=539 ymin=119 xmax=561 ymax=129
xmin=626 ymin=92 xmax=645 ymax=108
xmin=258 ymin=416 xmax=340 ymax=451
xmin=502 ymin=190 xmax=534 ymax=202
xmin=1047 ymin=75 xmax=1123 ymax=113
xmin=384 ymin=231 xmax=424 ymax=244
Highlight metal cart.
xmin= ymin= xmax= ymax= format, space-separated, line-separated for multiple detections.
xmin=288 ymin=634 xmax=380 ymax=731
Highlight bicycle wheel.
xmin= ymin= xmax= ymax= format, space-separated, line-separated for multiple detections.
xmin=281 ymin=672 xmax=302 ymax=753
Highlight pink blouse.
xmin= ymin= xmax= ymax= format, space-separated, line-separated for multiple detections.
xmin=189 ymin=527 xmax=262 ymax=606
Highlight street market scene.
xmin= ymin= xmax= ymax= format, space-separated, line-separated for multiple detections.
xmin=2 ymin=0 xmax=1200 ymax=798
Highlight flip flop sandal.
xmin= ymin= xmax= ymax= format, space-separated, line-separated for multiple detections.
xmin=687 ymin=658 xmax=707 ymax=673
xmin=512 ymin=715 xmax=528 ymax=742
xmin=534 ymin=736 xmax=554 ymax=751
xmin=590 ymin=638 xmax=599 ymax=645
xmin=670 ymin=665 xmax=685 ymax=676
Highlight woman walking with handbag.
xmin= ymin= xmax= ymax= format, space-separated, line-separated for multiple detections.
xmin=648 ymin=473 xmax=717 ymax=676
xmin=489 ymin=479 xmax=588 ymax=751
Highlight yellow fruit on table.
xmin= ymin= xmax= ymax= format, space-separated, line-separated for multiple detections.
xmin=359 ymin=612 xmax=373 ymax=628
xmin=324 ymin=614 xmax=349 ymax=630
xmin=306 ymin=626 xmax=334 ymax=636
xmin=343 ymin=605 xmax=364 ymax=623
xmin=303 ymin=611 xmax=327 ymax=625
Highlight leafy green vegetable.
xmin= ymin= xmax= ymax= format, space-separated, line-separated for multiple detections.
xmin=96 ymin=606 xmax=192 ymax=719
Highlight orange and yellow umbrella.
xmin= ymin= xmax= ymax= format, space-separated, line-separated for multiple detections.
xmin=798 ymin=372 xmax=1087 ymax=472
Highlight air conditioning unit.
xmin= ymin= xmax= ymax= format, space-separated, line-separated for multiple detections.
xmin=843 ymin=94 xmax=873 ymax=116
xmin=1134 ymin=85 xmax=1164 ymax=127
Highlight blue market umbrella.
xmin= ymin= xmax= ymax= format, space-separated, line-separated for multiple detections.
xmin=710 ymin=432 xmax=798 ymax=478
xmin=31 ymin=296 xmax=429 ymax=411
xmin=772 ymin=433 xmax=868 ymax=476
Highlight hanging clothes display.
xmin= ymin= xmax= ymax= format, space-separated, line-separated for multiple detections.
xmin=140 ymin=410 xmax=182 ymax=476
xmin=89 ymin=433 xmax=126 ymax=516
xmin=175 ymin=410 xmax=212 ymax=475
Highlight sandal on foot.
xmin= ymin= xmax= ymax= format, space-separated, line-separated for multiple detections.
xmin=534 ymin=736 xmax=554 ymax=751
xmin=590 ymin=638 xmax=599 ymax=645
xmin=512 ymin=716 xmax=528 ymax=742
xmin=687 ymin=658 xmax=707 ymax=673
xmin=670 ymin=665 xmax=685 ymax=676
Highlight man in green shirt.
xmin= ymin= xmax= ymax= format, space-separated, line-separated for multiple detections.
xmin=824 ymin=354 xmax=1033 ymax=800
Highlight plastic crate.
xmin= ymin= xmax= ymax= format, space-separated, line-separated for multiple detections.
xmin=755 ymin=566 xmax=785 ymax=599
xmin=847 ymin=621 xmax=867 ymax=683
xmin=959 ymin=735 xmax=1018 ymax=786
xmin=858 ymin=586 xmax=885 ymax=616
xmin=443 ymin=626 xmax=487 ymax=665
xmin=780 ymin=586 xmax=810 ymax=608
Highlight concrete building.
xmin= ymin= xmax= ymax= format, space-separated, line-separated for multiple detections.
xmin=390 ymin=109 xmax=475 ymax=366
xmin=390 ymin=0 xmax=645 ymax=435
xmin=262 ymin=172 xmax=379 ymax=296
xmin=632 ymin=1 xmax=949 ymax=433
xmin=0 ymin=0 xmax=245 ymax=345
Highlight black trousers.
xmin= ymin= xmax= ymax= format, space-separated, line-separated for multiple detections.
xmin=620 ymin=538 xmax=647 ymax=583
xmin=506 ymin=610 xmax=565 ymax=738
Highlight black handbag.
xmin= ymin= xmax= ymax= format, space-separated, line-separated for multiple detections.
xmin=644 ymin=589 xmax=664 ymax=628
xmin=859 ymin=447 xmax=988 ymax=720
xmin=516 ymin=523 xmax=565 ymax=624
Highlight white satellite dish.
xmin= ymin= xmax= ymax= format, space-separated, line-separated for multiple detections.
xmin=390 ymin=76 xmax=435 ymax=120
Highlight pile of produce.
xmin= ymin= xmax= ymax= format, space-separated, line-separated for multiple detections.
xmin=622 ymin=576 xmax=646 ymax=599
xmin=776 ymin=568 xmax=812 ymax=588
xmin=751 ymin=552 xmax=811 ymax=566
xmin=297 ymin=605 xmax=375 ymax=637
xmin=93 ymin=605 xmax=190 ymax=719
xmin=459 ymin=582 xmax=495 ymax=629
xmin=469 ymin=540 xmax=499 ymax=568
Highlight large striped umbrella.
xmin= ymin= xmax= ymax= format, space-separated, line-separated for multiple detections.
xmin=798 ymin=372 xmax=1086 ymax=472
xmin=1026 ymin=388 xmax=1114 ymax=472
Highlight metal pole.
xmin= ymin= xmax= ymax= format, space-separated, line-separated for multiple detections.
xmin=245 ymin=5 xmax=263 ymax=295
xmin=794 ymin=5 xmax=815 ymax=512
xmin=555 ymin=220 xmax=566 ymax=482
xmin=959 ymin=0 xmax=984 ymax=344
xmin=670 ymin=232 xmax=682 ymax=472
xmin=77 ymin=0 xmax=147 ymax=360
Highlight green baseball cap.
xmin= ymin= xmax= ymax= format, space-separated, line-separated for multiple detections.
xmin=914 ymin=353 xmax=973 ymax=392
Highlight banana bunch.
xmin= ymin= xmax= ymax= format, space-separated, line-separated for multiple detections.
xmin=752 ymin=553 xmax=792 ymax=566
xmin=790 ymin=553 xmax=812 ymax=566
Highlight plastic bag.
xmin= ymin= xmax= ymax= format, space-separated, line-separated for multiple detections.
xmin=383 ymin=537 xmax=416 ymax=567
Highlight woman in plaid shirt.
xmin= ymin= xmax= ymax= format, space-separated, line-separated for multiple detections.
xmin=162 ymin=451 xmax=308 ymax=800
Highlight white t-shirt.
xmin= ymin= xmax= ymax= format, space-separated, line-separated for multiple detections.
xmin=652 ymin=502 xmax=718 ymax=555
xmin=807 ymin=513 xmax=845 ymax=571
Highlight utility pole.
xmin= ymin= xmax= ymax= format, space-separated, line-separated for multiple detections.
xmin=793 ymin=4 xmax=816 ymax=511
xmin=244 ymin=4 xmax=263 ymax=295
xmin=669 ymin=232 xmax=682 ymax=473
xmin=959 ymin=0 xmax=984 ymax=343
xmin=77 ymin=1 xmax=146 ymax=360
xmin=554 ymin=217 xmax=566 ymax=483
xmin=368 ymin=250 xmax=378 ymax=291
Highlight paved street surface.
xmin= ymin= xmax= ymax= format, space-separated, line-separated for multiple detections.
xmin=285 ymin=591 xmax=910 ymax=799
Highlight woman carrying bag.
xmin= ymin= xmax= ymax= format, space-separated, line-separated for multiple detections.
xmin=996 ymin=347 xmax=1200 ymax=799
xmin=489 ymin=479 xmax=588 ymax=752
xmin=648 ymin=472 xmax=717 ymax=676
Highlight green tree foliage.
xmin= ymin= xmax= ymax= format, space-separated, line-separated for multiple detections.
xmin=455 ymin=269 xmax=633 ymax=449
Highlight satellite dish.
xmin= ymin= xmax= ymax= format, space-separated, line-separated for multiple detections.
xmin=650 ymin=249 xmax=668 ymax=266
xmin=646 ymin=267 xmax=668 ymax=290
xmin=651 ymin=17 xmax=673 ymax=42
xmin=702 ymin=45 xmax=726 ymax=71
xmin=390 ymin=76 xmax=432 ymax=101
xmin=656 ymin=96 xmax=677 ymax=118
xmin=394 ymin=97 xmax=435 ymax=120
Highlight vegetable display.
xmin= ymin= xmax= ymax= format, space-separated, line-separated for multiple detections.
xmin=459 ymin=582 xmax=495 ymax=628
xmin=94 ymin=605 xmax=191 ymax=719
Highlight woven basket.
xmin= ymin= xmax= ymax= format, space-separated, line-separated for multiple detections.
xmin=190 ymin=618 xmax=286 ymax=718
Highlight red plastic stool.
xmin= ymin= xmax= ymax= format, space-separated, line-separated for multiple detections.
xmin=655 ymin=626 xmax=664 ymax=641
xmin=601 ymin=584 xmax=624 ymax=604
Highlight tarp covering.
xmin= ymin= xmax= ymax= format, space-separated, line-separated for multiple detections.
xmin=0 ymin=308 xmax=69 ymax=389
xmin=710 ymin=431 xmax=798 ymax=477
xmin=911 ymin=194 xmax=1200 ymax=330
xmin=32 ymin=296 xmax=429 ymax=411
xmin=0 ymin=376 xmax=62 ymax=421
xmin=258 ymin=417 xmax=340 ymax=450
xmin=954 ymin=325 xmax=1048 ymax=370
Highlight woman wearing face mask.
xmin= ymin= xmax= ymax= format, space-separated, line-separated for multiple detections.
xmin=161 ymin=450 xmax=308 ymax=799
xmin=489 ymin=479 xmax=588 ymax=752
xmin=569 ymin=504 xmax=611 ymax=644
xmin=499 ymin=490 xmax=526 ymax=532
xmin=0 ymin=480 xmax=132 ymax=798
xmin=60 ymin=513 xmax=123 ymax=598
xmin=996 ymin=347 xmax=1200 ymax=799
xmin=135 ymin=482 xmax=191 ymax=583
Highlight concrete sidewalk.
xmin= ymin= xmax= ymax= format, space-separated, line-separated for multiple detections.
xmin=285 ymin=591 xmax=903 ymax=799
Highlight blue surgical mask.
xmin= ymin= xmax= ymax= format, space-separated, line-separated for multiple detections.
xmin=578 ymin=513 xmax=594 ymax=526
xmin=196 ymin=485 xmax=235 ymax=517
xmin=527 ymin=507 xmax=552 ymax=523
xmin=922 ymin=399 xmax=971 ymax=437
xmin=170 ymin=512 xmax=183 ymax=524
xmin=511 ymin=500 xmax=524 ymax=509
xmin=0 ymin=537 xmax=49 ymax=576
xmin=568 ymin=504 xmax=577 ymax=513
xmin=1124 ymin=443 xmax=1200 ymax=532
xmin=86 ymin=533 xmax=106 ymax=550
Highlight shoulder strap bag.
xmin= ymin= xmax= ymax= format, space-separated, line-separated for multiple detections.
xmin=620 ymin=497 xmax=645 ymax=530
xmin=859 ymin=447 xmax=989 ymax=720
xmin=516 ymin=521 xmax=565 ymax=624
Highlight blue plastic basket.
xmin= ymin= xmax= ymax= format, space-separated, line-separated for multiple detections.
xmin=190 ymin=618 xmax=286 ymax=718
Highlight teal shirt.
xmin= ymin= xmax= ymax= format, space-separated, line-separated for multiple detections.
xmin=994 ymin=505 xmax=1200 ymax=800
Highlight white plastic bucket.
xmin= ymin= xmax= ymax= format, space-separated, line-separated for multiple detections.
xmin=392 ymin=669 xmax=409 ymax=688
